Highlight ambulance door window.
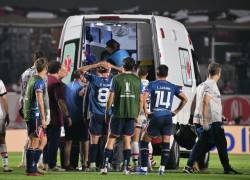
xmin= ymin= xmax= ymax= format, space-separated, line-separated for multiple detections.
xmin=61 ymin=39 xmax=79 ymax=84
xmin=179 ymin=48 xmax=193 ymax=87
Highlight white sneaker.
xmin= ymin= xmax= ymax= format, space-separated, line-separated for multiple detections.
xmin=100 ymin=168 xmax=107 ymax=175
xmin=3 ymin=166 xmax=13 ymax=172
xmin=124 ymin=169 xmax=130 ymax=175
xmin=158 ymin=170 xmax=165 ymax=176
xmin=49 ymin=166 xmax=66 ymax=172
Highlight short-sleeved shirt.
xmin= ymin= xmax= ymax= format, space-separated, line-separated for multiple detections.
xmin=0 ymin=80 xmax=7 ymax=119
xmin=194 ymin=79 xmax=222 ymax=125
xmin=47 ymin=75 xmax=65 ymax=127
xmin=108 ymin=49 xmax=130 ymax=67
xmin=65 ymin=80 xmax=84 ymax=122
xmin=84 ymin=72 xmax=112 ymax=115
xmin=110 ymin=72 xmax=142 ymax=118
xmin=20 ymin=67 xmax=36 ymax=100
xmin=141 ymin=79 xmax=149 ymax=92
xmin=146 ymin=80 xmax=181 ymax=117
xmin=23 ymin=75 xmax=46 ymax=120
xmin=20 ymin=67 xmax=50 ymax=111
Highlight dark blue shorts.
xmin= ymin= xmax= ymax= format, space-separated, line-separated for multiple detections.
xmin=109 ymin=117 xmax=135 ymax=136
xmin=65 ymin=120 xmax=89 ymax=141
xmin=89 ymin=113 xmax=108 ymax=136
xmin=26 ymin=118 xmax=46 ymax=137
xmin=146 ymin=115 xmax=173 ymax=137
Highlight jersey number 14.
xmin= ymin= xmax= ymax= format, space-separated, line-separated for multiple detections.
xmin=155 ymin=90 xmax=171 ymax=108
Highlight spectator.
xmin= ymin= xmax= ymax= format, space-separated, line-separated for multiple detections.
xmin=222 ymin=80 xmax=234 ymax=94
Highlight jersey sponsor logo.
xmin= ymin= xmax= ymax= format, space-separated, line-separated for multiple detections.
xmin=120 ymin=82 xmax=135 ymax=98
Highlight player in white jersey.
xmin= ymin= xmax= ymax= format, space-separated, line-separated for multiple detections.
xmin=0 ymin=79 xmax=13 ymax=172
xmin=131 ymin=67 xmax=155 ymax=169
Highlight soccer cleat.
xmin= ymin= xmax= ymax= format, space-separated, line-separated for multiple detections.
xmin=3 ymin=166 xmax=13 ymax=172
xmin=100 ymin=167 xmax=108 ymax=175
xmin=37 ymin=167 xmax=46 ymax=174
xmin=88 ymin=167 xmax=97 ymax=172
xmin=65 ymin=166 xmax=76 ymax=172
xmin=136 ymin=168 xmax=148 ymax=175
xmin=224 ymin=167 xmax=241 ymax=175
xmin=124 ymin=169 xmax=130 ymax=175
xmin=49 ymin=166 xmax=66 ymax=172
xmin=26 ymin=172 xmax=42 ymax=176
xmin=158 ymin=170 xmax=165 ymax=176
xmin=183 ymin=166 xmax=194 ymax=174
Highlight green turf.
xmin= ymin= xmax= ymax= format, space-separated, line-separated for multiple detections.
xmin=0 ymin=153 xmax=249 ymax=180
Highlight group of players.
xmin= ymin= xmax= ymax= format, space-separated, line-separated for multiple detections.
xmin=0 ymin=38 xmax=240 ymax=176
xmin=18 ymin=46 xmax=188 ymax=176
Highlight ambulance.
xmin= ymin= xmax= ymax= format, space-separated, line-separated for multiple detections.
xmin=57 ymin=14 xmax=204 ymax=169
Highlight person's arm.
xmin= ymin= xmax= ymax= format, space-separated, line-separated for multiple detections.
xmin=143 ymin=92 xmax=150 ymax=115
xmin=105 ymin=91 xmax=114 ymax=123
xmin=0 ymin=81 xmax=10 ymax=126
xmin=202 ymin=95 xmax=212 ymax=130
xmin=36 ymin=91 xmax=46 ymax=128
xmin=1 ymin=94 xmax=9 ymax=126
xmin=58 ymin=99 xmax=72 ymax=127
xmin=56 ymin=83 xmax=72 ymax=127
xmin=189 ymin=94 xmax=196 ymax=124
xmin=190 ymin=94 xmax=196 ymax=115
xmin=78 ymin=86 xmax=86 ymax=97
xmin=78 ymin=61 xmax=104 ymax=72
xmin=172 ymin=92 xmax=188 ymax=116
xmin=109 ymin=64 xmax=123 ymax=73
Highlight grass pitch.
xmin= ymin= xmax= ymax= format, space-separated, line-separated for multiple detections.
xmin=0 ymin=153 xmax=249 ymax=180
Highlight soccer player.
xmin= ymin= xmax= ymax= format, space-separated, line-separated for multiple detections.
xmin=183 ymin=63 xmax=240 ymax=174
xmin=79 ymin=61 xmax=122 ymax=171
xmin=131 ymin=67 xmax=149 ymax=168
xmin=0 ymin=79 xmax=13 ymax=172
xmin=138 ymin=65 xmax=188 ymax=175
xmin=23 ymin=58 xmax=48 ymax=176
xmin=19 ymin=51 xmax=50 ymax=168
xmin=101 ymin=57 xmax=143 ymax=175
xmin=64 ymin=70 xmax=87 ymax=170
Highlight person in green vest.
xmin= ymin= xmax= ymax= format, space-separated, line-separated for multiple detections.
xmin=23 ymin=58 xmax=48 ymax=176
xmin=101 ymin=57 xmax=143 ymax=175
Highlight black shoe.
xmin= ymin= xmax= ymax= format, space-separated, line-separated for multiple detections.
xmin=224 ymin=167 xmax=241 ymax=175
xmin=65 ymin=166 xmax=76 ymax=171
xmin=183 ymin=166 xmax=194 ymax=174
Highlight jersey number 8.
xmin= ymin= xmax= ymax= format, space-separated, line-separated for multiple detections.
xmin=98 ymin=88 xmax=109 ymax=105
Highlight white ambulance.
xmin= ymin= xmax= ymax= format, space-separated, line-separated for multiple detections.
xmin=57 ymin=14 xmax=204 ymax=169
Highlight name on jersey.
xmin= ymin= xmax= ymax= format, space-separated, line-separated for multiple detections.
xmin=156 ymin=86 xmax=171 ymax=90
xmin=100 ymin=83 xmax=111 ymax=87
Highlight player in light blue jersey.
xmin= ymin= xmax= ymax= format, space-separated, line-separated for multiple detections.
xmin=79 ymin=61 xmax=122 ymax=170
xmin=137 ymin=65 xmax=188 ymax=175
